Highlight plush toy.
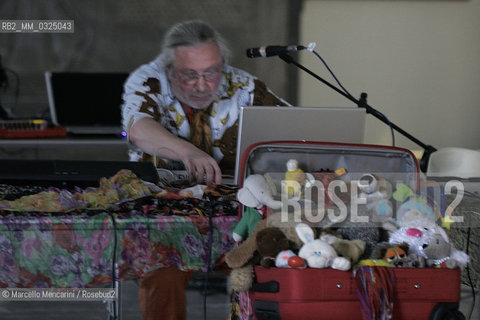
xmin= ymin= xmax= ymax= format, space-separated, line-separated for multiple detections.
xmin=226 ymin=209 xmax=307 ymax=269
xmin=226 ymin=210 xmax=313 ymax=292
xmin=228 ymin=264 xmax=254 ymax=292
xmin=275 ymin=250 xmax=306 ymax=268
xmin=422 ymin=231 xmax=468 ymax=268
xmin=227 ymin=213 xmax=306 ymax=292
xmin=315 ymin=203 xmax=384 ymax=260
xmin=284 ymin=159 xmax=306 ymax=198
xmin=393 ymin=183 xmax=438 ymax=222
xmin=357 ymin=259 xmax=393 ymax=267
xmin=232 ymin=174 xmax=282 ymax=242
xmin=296 ymin=223 xmax=351 ymax=271
xmin=319 ymin=230 xmax=366 ymax=264
xmin=374 ymin=242 xmax=409 ymax=267
xmin=355 ymin=173 xmax=393 ymax=220
xmin=256 ymin=227 xmax=291 ymax=268
xmin=388 ymin=217 xmax=469 ymax=269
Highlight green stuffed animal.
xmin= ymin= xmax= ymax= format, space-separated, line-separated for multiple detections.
xmin=232 ymin=174 xmax=282 ymax=242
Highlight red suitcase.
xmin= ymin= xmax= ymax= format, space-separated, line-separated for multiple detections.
xmin=236 ymin=141 xmax=465 ymax=320
xmin=250 ymin=267 xmax=462 ymax=320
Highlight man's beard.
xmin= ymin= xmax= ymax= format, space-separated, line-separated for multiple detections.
xmin=171 ymin=85 xmax=216 ymax=109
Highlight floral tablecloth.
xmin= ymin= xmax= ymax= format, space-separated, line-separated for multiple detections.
xmin=0 ymin=211 xmax=237 ymax=288
xmin=0 ymin=172 xmax=239 ymax=288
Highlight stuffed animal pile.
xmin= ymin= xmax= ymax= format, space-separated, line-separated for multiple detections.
xmin=226 ymin=168 xmax=470 ymax=292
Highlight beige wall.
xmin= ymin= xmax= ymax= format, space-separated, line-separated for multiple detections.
xmin=299 ymin=0 xmax=480 ymax=154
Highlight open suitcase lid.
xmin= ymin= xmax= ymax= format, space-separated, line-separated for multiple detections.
xmin=237 ymin=140 xmax=420 ymax=188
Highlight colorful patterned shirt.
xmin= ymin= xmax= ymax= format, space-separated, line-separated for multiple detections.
xmin=121 ymin=54 xmax=287 ymax=171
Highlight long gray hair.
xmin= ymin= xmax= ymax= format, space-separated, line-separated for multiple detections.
xmin=161 ymin=20 xmax=231 ymax=68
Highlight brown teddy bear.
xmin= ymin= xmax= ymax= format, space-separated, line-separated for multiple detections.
xmin=256 ymin=227 xmax=291 ymax=268
xmin=226 ymin=210 xmax=307 ymax=269
xmin=226 ymin=210 xmax=308 ymax=292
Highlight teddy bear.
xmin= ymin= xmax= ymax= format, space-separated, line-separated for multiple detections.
xmin=226 ymin=209 xmax=307 ymax=269
xmin=256 ymin=227 xmax=292 ymax=268
xmin=226 ymin=209 xmax=314 ymax=292
xmin=232 ymin=174 xmax=282 ymax=243
xmin=228 ymin=223 xmax=306 ymax=291
xmin=296 ymin=223 xmax=351 ymax=271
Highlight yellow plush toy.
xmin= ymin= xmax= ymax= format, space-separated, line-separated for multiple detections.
xmin=284 ymin=159 xmax=306 ymax=198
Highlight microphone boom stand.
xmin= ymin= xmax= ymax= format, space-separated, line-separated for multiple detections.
xmin=278 ymin=53 xmax=436 ymax=172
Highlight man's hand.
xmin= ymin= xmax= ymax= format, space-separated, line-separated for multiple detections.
xmin=181 ymin=149 xmax=222 ymax=185
xmin=129 ymin=118 xmax=222 ymax=185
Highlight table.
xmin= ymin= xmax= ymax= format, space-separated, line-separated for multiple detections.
xmin=0 ymin=179 xmax=239 ymax=288
xmin=0 ymin=211 xmax=237 ymax=288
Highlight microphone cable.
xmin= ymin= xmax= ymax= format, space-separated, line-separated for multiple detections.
xmin=309 ymin=49 xmax=396 ymax=147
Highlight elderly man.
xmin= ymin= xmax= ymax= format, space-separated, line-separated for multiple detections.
xmin=121 ymin=20 xmax=287 ymax=319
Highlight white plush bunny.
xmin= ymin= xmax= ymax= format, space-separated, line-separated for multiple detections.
xmin=295 ymin=223 xmax=351 ymax=271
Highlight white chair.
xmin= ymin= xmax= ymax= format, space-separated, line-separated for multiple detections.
xmin=427 ymin=147 xmax=480 ymax=178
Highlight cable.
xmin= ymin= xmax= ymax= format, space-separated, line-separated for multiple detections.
xmin=308 ymin=49 xmax=396 ymax=147
xmin=374 ymin=108 xmax=396 ymax=147
xmin=465 ymin=225 xmax=476 ymax=320
xmin=107 ymin=210 xmax=119 ymax=320
xmin=203 ymin=209 xmax=214 ymax=320
xmin=310 ymin=49 xmax=355 ymax=101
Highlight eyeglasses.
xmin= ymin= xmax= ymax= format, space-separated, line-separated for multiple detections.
xmin=171 ymin=67 xmax=223 ymax=85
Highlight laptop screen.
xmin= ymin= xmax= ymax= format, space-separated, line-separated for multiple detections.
xmin=234 ymin=106 xmax=366 ymax=183
xmin=45 ymin=72 xmax=129 ymax=135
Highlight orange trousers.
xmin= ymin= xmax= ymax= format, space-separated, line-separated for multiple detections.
xmin=138 ymin=266 xmax=193 ymax=320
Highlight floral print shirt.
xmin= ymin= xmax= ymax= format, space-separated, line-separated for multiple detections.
xmin=121 ymin=54 xmax=287 ymax=170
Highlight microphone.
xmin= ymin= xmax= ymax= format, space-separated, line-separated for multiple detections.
xmin=246 ymin=45 xmax=306 ymax=58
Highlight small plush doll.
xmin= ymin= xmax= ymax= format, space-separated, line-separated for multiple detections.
xmin=421 ymin=231 xmax=467 ymax=268
xmin=393 ymin=183 xmax=438 ymax=222
xmin=355 ymin=173 xmax=393 ymax=219
xmin=232 ymin=174 xmax=282 ymax=242
xmin=375 ymin=242 xmax=409 ymax=267
xmin=284 ymin=159 xmax=306 ymax=198
xmin=296 ymin=223 xmax=351 ymax=271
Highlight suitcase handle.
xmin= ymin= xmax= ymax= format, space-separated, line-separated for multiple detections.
xmin=251 ymin=280 xmax=279 ymax=293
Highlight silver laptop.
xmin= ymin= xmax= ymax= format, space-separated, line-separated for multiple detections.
xmin=45 ymin=71 xmax=128 ymax=135
xmin=233 ymin=106 xmax=366 ymax=184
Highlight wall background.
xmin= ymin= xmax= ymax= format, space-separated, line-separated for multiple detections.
xmin=0 ymin=0 xmax=300 ymax=119
xmin=299 ymin=0 xmax=480 ymax=155
xmin=1 ymin=0 xmax=480 ymax=157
